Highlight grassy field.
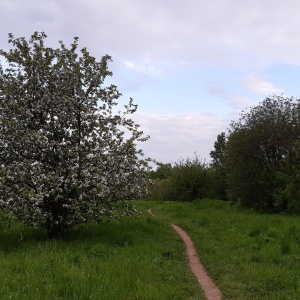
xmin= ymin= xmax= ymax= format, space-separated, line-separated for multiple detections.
xmin=2 ymin=199 xmax=300 ymax=299
xmin=146 ymin=199 xmax=300 ymax=300
xmin=0 ymin=207 xmax=203 ymax=300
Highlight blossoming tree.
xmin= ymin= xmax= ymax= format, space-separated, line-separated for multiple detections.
xmin=0 ymin=32 xmax=150 ymax=238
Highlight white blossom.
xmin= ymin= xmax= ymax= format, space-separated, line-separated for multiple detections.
xmin=0 ymin=32 xmax=151 ymax=238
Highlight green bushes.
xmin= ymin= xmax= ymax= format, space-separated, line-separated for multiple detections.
xmin=147 ymin=178 xmax=174 ymax=201
xmin=168 ymin=156 xmax=208 ymax=201
xmin=148 ymin=156 xmax=223 ymax=201
xmin=273 ymin=145 xmax=300 ymax=212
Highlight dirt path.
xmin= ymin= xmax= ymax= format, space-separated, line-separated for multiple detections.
xmin=147 ymin=209 xmax=222 ymax=300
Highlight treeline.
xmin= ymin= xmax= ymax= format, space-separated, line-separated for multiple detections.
xmin=148 ymin=95 xmax=300 ymax=213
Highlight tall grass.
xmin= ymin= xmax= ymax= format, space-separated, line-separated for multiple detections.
xmin=148 ymin=199 xmax=300 ymax=299
xmin=0 ymin=210 xmax=203 ymax=300
xmin=4 ymin=199 xmax=298 ymax=299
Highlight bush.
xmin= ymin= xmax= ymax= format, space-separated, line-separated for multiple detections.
xmin=148 ymin=155 xmax=217 ymax=201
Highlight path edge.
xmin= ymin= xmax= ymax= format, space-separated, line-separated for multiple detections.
xmin=147 ymin=208 xmax=222 ymax=300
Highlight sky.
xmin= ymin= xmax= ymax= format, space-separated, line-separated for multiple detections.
xmin=1 ymin=0 xmax=300 ymax=166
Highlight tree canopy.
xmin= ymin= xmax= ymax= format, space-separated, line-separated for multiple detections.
xmin=0 ymin=32 xmax=150 ymax=238
xmin=225 ymin=95 xmax=300 ymax=209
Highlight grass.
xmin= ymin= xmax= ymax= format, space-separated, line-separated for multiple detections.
xmin=0 ymin=208 xmax=203 ymax=300
xmin=3 ymin=199 xmax=300 ymax=299
xmin=147 ymin=199 xmax=300 ymax=300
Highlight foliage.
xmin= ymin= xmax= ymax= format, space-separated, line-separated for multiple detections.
xmin=147 ymin=178 xmax=174 ymax=201
xmin=147 ymin=155 xmax=214 ymax=201
xmin=273 ymin=141 xmax=300 ymax=212
xmin=210 ymin=132 xmax=226 ymax=169
xmin=170 ymin=155 xmax=210 ymax=201
xmin=0 ymin=32 xmax=150 ymax=238
xmin=209 ymin=132 xmax=227 ymax=200
xmin=149 ymin=162 xmax=172 ymax=180
xmin=225 ymin=95 xmax=300 ymax=209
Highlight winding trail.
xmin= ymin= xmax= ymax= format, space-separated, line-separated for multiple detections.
xmin=147 ymin=209 xmax=222 ymax=300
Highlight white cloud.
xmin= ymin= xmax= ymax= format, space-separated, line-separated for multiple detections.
xmin=2 ymin=0 xmax=300 ymax=68
xmin=208 ymin=85 xmax=251 ymax=107
xmin=243 ymin=74 xmax=284 ymax=95
xmin=133 ymin=112 xmax=228 ymax=164
xmin=124 ymin=61 xmax=164 ymax=78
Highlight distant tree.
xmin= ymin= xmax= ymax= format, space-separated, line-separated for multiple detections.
xmin=0 ymin=32 xmax=150 ymax=238
xmin=210 ymin=132 xmax=226 ymax=169
xmin=149 ymin=162 xmax=172 ymax=180
xmin=226 ymin=95 xmax=300 ymax=209
xmin=210 ymin=132 xmax=227 ymax=200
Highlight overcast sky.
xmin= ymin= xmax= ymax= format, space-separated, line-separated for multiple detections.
xmin=1 ymin=0 xmax=300 ymax=165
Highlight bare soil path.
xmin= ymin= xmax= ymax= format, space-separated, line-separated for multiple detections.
xmin=147 ymin=209 xmax=223 ymax=300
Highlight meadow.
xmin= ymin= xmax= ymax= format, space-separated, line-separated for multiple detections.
xmin=2 ymin=199 xmax=300 ymax=299
xmin=148 ymin=199 xmax=300 ymax=300
xmin=0 ymin=207 xmax=203 ymax=300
